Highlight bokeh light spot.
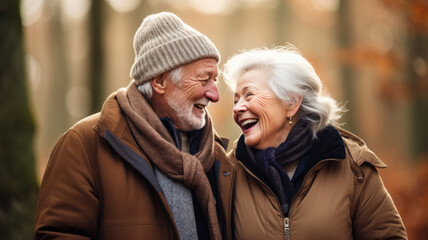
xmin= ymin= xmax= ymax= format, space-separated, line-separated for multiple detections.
xmin=413 ymin=57 xmax=427 ymax=77
xmin=105 ymin=0 xmax=142 ymax=13
xmin=369 ymin=24 xmax=394 ymax=54
xmin=188 ymin=0 xmax=230 ymax=14
xmin=21 ymin=0 xmax=44 ymax=26
xmin=309 ymin=0 xmax=340 ymax=12
xmin=26 ymin=55 xmax=42 ymax=91
xmin=61 ymin=0 xmax=91 ymax=22
xmin=66 ymin=87 xmax=92 ymax=118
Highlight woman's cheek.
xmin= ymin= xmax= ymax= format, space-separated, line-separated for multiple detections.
xmin=257 ymin=112 xmax=270 ymax=139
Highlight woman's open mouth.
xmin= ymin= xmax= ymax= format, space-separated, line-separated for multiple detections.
xmin=239 ymin=118 xmax=258 ymax=133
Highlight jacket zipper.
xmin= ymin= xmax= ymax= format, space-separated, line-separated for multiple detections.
xmin=238 ymin=162 xmax=290 ymax=237
xmin=238 ymin=158 xmax=340 ymax=239
xmin=284 ymin=217 xmax=290 ymax=240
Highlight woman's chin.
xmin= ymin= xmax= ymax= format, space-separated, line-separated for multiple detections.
xmin=244 ymin=136 xmax=260 ymax=149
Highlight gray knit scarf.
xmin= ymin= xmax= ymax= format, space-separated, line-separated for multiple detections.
xmin=116 ymin=82 xmax=221 ymax=240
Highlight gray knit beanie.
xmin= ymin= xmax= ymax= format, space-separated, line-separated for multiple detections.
xmin=130 ymin=12 xmax=220 ymax=86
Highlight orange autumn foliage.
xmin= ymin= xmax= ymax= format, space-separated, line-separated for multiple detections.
xmin=381 ymin=156 xmax=428 ymax=239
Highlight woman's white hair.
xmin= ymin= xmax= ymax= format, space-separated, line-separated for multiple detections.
xmin=223 ymin=45 xmax=346 ymax=138
xmin=137 ymin=67 xmax=183 ymax=99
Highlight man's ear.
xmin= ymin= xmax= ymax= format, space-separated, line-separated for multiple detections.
xmin=151 ymin=74 xmax=168 ymax=95
xmin=287 ymin=96 xmax=303 ymax=117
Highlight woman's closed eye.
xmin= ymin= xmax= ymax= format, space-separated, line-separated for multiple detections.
xmin=233 ymin=98 xmax=239 ymax=105
xmin=245 ymin=92 xmax=254 ymax=98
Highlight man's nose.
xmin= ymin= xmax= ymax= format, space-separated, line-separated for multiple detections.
xmin=205 ymin=81 xmax=219 ymax=102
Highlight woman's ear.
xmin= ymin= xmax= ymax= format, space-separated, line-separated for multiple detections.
xmin=151 ymin=74 xmax=168 ymax=95
xmin=287 ymin=96 xmax=303 ymax=117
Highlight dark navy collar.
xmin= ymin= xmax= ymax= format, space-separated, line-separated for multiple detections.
xmin=291 ymin=125 xmax=346 ymax=190
xmin=236 ymin=125 xmax=346 ymax=189
xmin=159 ymin=117 xmax=204 ymax=155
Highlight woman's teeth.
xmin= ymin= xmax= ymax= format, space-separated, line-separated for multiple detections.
xmin=241 ymin=119 xmax=258 ymax=130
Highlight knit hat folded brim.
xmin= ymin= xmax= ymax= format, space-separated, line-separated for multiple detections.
xmin=130 ymin=12 xmax=220 ymax=86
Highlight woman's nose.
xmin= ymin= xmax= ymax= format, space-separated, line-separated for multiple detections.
xmin=205 ymin=81 xmax=219 ymax=102
xmin=233 ymin=99 xmax=247 ymax=114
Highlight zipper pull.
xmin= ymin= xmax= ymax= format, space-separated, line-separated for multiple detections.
xmin=284 ymin=217 xmax=290 ymax=240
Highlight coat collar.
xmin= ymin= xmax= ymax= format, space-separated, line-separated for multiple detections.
xmin=93 ymin=91 xmax=153 ymax=164
xmin=337 ymin=127 xmax=387 ymax=168
xmin=93 ymin=91 xmax=128 ymax=140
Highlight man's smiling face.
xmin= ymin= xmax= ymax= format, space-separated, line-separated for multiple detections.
xmin=165 ymin=58 xmax=219 ymax=131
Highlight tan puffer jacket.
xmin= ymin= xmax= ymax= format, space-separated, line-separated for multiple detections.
xmin=230 ymin=128 xmax=407 ymax=240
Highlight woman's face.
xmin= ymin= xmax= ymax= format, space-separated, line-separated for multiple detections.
xmin=233 ymin=68 xmax=293 ymax=150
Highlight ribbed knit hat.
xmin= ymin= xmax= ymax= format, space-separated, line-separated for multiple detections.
xmin=130 ymin=12 xmax=220 ymax=86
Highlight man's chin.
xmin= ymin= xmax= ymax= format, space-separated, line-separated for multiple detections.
xmin=189 ymin=117 xmax=206 ymax=131
xmin=191 ymin=120 xmax=206 ymax=130
xmin=177 ymin=116 xmax=205 ymax=131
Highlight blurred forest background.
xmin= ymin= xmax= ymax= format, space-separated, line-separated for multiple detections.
xmin=1 ymin=0 xmax=428 ymax=239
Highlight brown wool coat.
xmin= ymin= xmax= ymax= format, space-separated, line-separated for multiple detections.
xmin=230 ymin=128 xmax=407 ymax=240
xmin=34 ymin=93 xmax=235 ymax=240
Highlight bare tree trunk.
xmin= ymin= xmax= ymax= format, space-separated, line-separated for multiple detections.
xmin=89 ymin=0 xmax=105 ymax=113
xmin=406 ymin=15 xmax=428 ymax=159
xmin=337 ymin=0 xmax=355 ymax=130
xmin=0 ymin=1 xmax=39 ymax=239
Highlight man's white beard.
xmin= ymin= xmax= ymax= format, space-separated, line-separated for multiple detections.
xmin=166 ymin=88 xmax=206 ymax=131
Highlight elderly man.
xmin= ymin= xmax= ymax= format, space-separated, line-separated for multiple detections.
xmin=34 ymin=12 xmax=234 ymax=240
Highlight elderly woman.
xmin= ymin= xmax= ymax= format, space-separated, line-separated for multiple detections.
xmin=223 ymin=46 xmax=407 ymax=240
